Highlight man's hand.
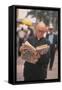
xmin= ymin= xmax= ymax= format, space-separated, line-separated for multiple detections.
xmin=32 ymin=51 xmax=40 ymax=60
xmin=30 ymin=52 xmax=40 ymax=64
xmin=40 ymin=49 xmax=48 ymax=55
xmin=20 ymin=43 xmax=30 ymax=52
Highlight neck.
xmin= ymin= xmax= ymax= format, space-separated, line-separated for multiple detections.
xmin=37 ymin=36 xmax=43 ymax=40
xmin=36 ymin=35 xmax=40 ymax=40
xmin=38 ymin=37 xmax=40 ymax=40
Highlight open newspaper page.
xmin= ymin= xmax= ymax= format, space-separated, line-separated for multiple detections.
xmin=20 ymin=41 xmax=49 ymax=64
xmin=36 ymin=44 xmax=49 ymax=55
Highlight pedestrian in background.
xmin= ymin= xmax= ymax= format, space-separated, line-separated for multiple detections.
xmin=47 ymin=23 xmax=58 ymax=70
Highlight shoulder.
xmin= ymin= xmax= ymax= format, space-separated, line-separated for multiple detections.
xmin=27 ymin=35 xmax=35 ymax=44
xmin=27 ymin=36 xmax=34 ymax=41
xmin=45 ymin=38 xmax=50 ymax=45
xmin=41 ymin=38 xmax=50 ymax=45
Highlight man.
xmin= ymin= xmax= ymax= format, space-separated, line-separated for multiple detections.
xmin=47 ymin=23 xmax=58 ymax=70
xmin=23 ymin=22 xmax=50 ymax=81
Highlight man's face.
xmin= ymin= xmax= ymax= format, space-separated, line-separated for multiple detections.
xmin=49 ymin=28 xmax=53 ymax=34
xmin=36 ymin=29 xmax=45 ymax=39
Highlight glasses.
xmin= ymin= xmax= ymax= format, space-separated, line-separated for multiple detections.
xmin=38 ymin=30 xmax=45 ymax=33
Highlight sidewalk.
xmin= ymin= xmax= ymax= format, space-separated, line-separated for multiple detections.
xmin=47 ymin=50 xmax=58 ymax=79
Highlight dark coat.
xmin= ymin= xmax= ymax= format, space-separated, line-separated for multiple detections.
xmin=24 ymin=36 xmax=50 ymax=81
xmin=46 ymin=33 xmax=58 ymax=45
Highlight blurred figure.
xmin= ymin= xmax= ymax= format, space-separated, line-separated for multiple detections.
xmin=47 ymin=23 xmax=58 ymax=70
xmin=17 ymin=24 xmax=28 ymax=56
xmin=17 ymin=18 xmax=33 ymax=56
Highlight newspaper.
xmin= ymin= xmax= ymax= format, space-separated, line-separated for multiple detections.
xmin=20 ymin=41 xmax=49 ymax=64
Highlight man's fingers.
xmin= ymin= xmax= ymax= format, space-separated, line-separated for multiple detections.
xmin=40 ymin=49 xmax=48 ymax=55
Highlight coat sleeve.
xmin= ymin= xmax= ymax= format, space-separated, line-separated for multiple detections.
xmin=53 ymin=35 xmax=58 ymax=45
